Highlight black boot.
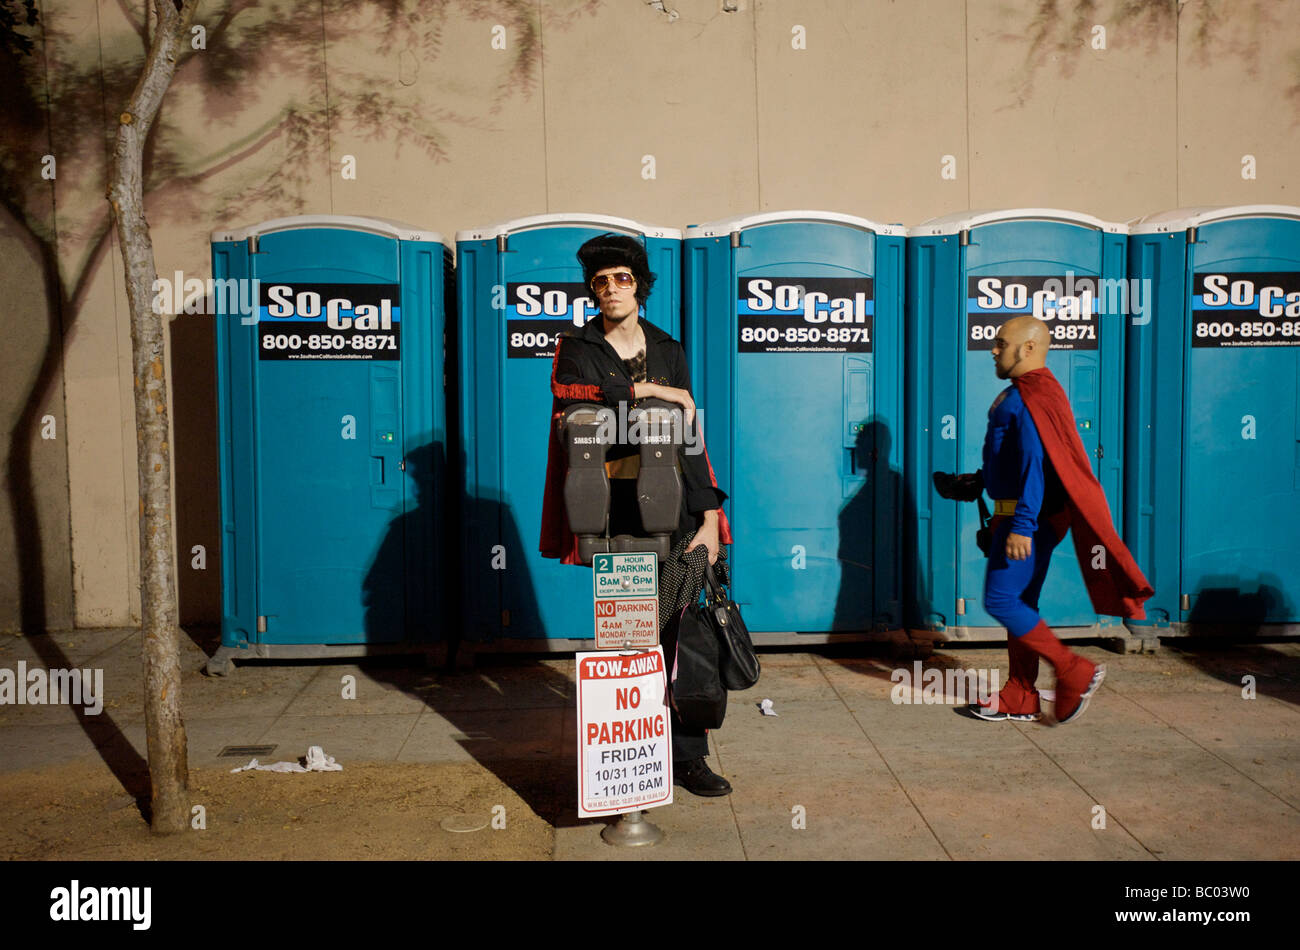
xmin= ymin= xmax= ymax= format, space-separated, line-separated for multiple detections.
xmin=673 ymin=757 xmax=732 ymax=797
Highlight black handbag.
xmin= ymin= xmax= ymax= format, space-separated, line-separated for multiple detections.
xmin=669 ymin=604 xmax=727 ymax=730
xmin=704 ymin=564 xmax=760 ymax=690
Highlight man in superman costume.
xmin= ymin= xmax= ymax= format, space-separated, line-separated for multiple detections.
xmin=937 ymin=315 xmax=1152 ymax=724
xmin=539 ymin=234 xmax=735 ymax=794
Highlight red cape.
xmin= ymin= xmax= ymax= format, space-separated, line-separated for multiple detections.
xmin=539 ymin=400 xmax=732 ymax=564
xmin=1014 ymin=367 xmax=1152 ymax=619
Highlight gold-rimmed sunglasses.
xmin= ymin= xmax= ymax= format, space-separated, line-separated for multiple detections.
xmin=590 ymin=271 xmax=636 ymax=293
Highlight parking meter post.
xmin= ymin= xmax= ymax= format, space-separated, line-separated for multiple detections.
xmin=573 ymin=415 xmax=673 ymax=846
xmin=602 ymin=808 xmax=663 ymax=847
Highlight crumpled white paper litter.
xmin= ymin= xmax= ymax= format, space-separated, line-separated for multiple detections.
xmin=231 ymin=745 xmax=343 ymax=773
xmin=758 ymin=698 xmax=778 ymax=717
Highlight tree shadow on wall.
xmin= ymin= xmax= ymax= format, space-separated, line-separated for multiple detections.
xmin=1012 ymin=0 xmax=1300 ymax=120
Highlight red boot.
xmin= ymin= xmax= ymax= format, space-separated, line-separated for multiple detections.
xmin=970 ymin=636 xmax=1042 ymax=720
xmin=1005 ymin=631 xmax=1041 ymax=708
xmin=1017 ymin=620 xmax=1105 ymax=724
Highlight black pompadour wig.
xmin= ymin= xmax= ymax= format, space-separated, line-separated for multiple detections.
xmin=576 ymin=233 xmax=656 ymax=306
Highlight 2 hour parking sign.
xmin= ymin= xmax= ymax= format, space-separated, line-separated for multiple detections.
xmin=592 ymin=552 xmax=659 ymax=649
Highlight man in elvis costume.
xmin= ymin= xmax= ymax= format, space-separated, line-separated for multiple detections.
xmin=944 ymin=315 xmax=1152 ymax=724
xmin=539 ymin=233 xmax=735 ymax=794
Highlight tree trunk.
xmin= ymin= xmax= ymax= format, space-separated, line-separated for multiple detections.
xmin=106 ymin=0 xmax=199 ymax=835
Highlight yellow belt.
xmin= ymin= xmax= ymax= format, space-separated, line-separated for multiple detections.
xmin=605 ymin=456 xmax=640 ymax=479
xmin=994 ymin=499 xmax=1019 ymax=516
xmin=605 ymin=454 xmax=683 ymax=479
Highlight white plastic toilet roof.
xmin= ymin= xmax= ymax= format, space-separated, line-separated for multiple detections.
xmin=211 ymin=214 xmax=446 ymax=245
xmin=685 ymin=210 xmax=906 ymax=238
xmin=1129 ymin=205 xmax=1300 ymax=234
xmin=454 ymin=213 xmax=681 ymax=243
xmin=910 ymin=208 xmax=1127 ymax=236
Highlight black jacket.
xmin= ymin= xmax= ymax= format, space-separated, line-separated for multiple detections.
xmin=549 ymin=316 xmax=726 ymax=517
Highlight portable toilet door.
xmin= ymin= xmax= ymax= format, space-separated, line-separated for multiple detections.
xmin=906 ymin=209 xmax=1129 ymax=642
xmin=1127 ymin=205 xmax=1300 ymax=635
xmin=210 ymin=215 xmax=450 ymax=672
xmin=455 ymin=214 xmax=682 ymax=645
xmin=684 ymin=211 xmax=907 ymax=640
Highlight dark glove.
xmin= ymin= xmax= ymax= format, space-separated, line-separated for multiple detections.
xmin=932 ymin=470 xmax=984 ymax=502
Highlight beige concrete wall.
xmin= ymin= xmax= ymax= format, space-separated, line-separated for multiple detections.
xmin=48 ymin=1 xmax=142 ymax=628
xmin=2 ymin=0 xmax=1298 ymax=630
xmin=967 ymin=0 xmax=1180 ymax=221
xmin=541 ymin=1 xmax=759 ymax=225
xmin=1177 ymin=0 xmax=1300 ymax=207
xmin=753 ymin=0 xmax=968 ymax=223
xmin=0 ymin=210 xmax=74 ymax=633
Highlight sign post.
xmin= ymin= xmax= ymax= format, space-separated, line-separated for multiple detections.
xmin=579 ymin=553 xmax=669 ymax=846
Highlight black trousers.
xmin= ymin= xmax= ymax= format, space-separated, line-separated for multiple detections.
xmin=658 ymin=610 xmax=711 ymax=761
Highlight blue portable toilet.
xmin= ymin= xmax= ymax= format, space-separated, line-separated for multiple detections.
xmin=906 ymin=209 xmax=1130 ymax=644
xmin=683 ymin=211 xmax=907 ymax=641
xmin=208 ymin=215 xmax=451 ymax=674
xmin=1126 ymin=205 xmax=1300 ymax=637
xmin=455 ymin=214 xmax=682 ymax=645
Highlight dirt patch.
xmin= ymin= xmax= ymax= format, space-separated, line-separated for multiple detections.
xmin=0 ymin=758 xmax=554 ymax=860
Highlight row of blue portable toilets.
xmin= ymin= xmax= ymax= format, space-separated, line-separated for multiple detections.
xmin=207 ymin=206 xmax=1300 ymax=671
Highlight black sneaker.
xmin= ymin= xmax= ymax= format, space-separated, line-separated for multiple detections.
xmin=673 ymin=757 xmax=732 ymax=797
xmin=966 ymin=702 xmax=1041 ymax=722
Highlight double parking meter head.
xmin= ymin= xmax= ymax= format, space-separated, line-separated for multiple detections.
xmin=560 ymin=399 xmax=684 ymax=564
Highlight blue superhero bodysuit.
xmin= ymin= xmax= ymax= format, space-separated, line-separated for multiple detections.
xmin=981 ymin=386 xmax=1066 ymax=637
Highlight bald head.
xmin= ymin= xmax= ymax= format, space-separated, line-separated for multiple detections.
xmin=992 ymin=315 xmax=1049 ymax=379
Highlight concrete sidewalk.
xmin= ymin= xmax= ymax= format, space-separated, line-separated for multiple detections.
xmin=1 ymin=628 xmax=1297 ymax=860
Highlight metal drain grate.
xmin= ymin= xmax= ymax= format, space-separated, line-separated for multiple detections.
xmin=218 ymin=744 xmax=277 ymax=758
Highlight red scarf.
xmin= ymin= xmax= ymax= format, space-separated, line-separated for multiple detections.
xmin=1014 ymin=367 xmax=1153 ymax=619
